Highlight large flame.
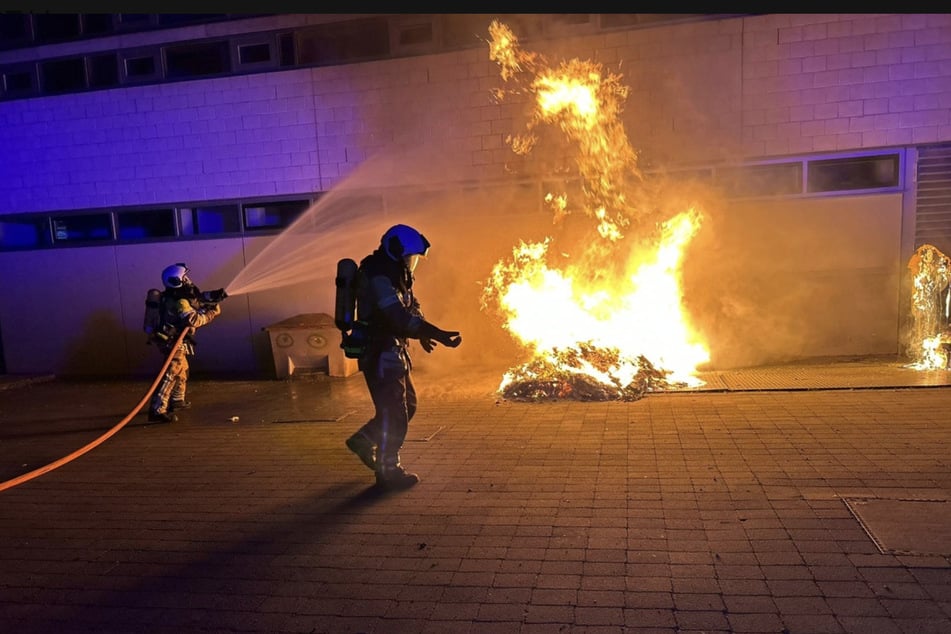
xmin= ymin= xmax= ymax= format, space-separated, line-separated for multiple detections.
xmin=482 ymin=22 xmax=709 ymax=400
xmin=906 ymin=244 xmax=951 ymax=370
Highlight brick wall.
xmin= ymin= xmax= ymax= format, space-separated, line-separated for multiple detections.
xmin=2 ymin=14 xmax=950 ymax=213
xmin=740 ymin=14 xmax=951 ymax=156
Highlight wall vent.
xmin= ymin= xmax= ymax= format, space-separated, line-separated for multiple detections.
xmin=916 ymin=144 xmax=951 ymax=255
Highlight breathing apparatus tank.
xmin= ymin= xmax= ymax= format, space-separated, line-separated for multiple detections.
xmin=335 ymin=258 xmax=368 ymax=359
xmin=335 ymin=258 xmax=359 ymax=331
xmin=144 ymin=288 xmax=164 ymax=337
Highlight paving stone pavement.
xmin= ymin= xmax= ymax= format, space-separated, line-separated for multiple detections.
xmin=0 ymin=358 xmax=950 ymax=634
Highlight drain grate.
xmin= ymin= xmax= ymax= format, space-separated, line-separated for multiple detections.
xmin=843 ymin=497 xmax=951 ymax=556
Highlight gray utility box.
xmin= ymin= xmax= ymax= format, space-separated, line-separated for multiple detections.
xmin=263 ymin=313 xmax=359 ymax=378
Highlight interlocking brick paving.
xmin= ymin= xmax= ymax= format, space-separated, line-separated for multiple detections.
xmin=1 ymin=363 xmax=949 ymax=633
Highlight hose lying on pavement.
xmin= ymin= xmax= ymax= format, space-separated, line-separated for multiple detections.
xmin=0 ymin=328 xmax=189 ymax=493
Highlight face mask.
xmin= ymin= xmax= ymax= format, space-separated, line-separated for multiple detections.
xmin=404 ymin=254 xmax=421 ymax=272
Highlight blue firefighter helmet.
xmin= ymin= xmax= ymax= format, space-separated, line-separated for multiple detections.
xmin=381 ymin=224 xmax=430 ymax=261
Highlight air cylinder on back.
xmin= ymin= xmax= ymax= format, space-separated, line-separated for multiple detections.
xmin=334 ymin=258 xmax=359 ymax=331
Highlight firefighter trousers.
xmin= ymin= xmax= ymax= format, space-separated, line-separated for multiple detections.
xmin=151 ymin=346 xmax=189 ymax=415
xmin=355 ymin=345 xmax=417 ymax=470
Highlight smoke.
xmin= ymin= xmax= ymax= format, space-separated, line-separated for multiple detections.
xmin=391 ymin=178 xmax=560 ymax=378
xmin=224 ymin=146 xmax=465 ymax=298
xmin=222 ymin=139 xmax=556 ymax=380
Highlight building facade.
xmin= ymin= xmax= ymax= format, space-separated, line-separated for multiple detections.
xmin=1 ymin=13 xmax=949 ymax=378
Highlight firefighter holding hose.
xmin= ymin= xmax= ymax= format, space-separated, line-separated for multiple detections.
xmin=145 ymin=263 xmax=226 ymax=423
xmin=337 ymin=224 xmax=462 ymax=490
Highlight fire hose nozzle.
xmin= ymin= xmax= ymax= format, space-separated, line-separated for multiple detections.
xmin=200 ymin=288 xmax=228 ymax=305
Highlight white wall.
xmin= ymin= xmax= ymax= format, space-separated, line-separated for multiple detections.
xmin=0 ymin=237 xmax=281 ymax=377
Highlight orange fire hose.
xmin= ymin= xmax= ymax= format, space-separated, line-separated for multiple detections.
xmin=0 ymin=328 xmax=190 ymax=493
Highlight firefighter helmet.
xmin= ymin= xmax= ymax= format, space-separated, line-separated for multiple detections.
xmin=381 ymin=224 xmax=430 ymax=261
xmin=161 ymin=263 xmax=190 ymax=289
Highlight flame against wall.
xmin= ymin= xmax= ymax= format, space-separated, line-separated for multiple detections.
xmin=480 ymin=21 xmax=709 ymax=401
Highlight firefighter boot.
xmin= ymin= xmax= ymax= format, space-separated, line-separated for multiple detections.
xmin=345 ymin=432 xmax=376 ymax=471
xmin=148 ymin=410 xmax=177 ymax=423
xmin=170 ymin=399 xmax=191 ymax=411
xmin=375 ymin=455 xmax=419 ymax=491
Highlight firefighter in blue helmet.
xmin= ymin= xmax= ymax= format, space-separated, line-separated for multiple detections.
xmin=345 ymin=224 xmax=462 ymax=490
xmin=148 ymin=263 xmax=223 ymax=423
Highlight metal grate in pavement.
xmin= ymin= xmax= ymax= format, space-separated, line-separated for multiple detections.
xmin=844 ymin=497 xmax=951 ymax=556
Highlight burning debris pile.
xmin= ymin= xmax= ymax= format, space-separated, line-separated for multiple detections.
xmin=499 ymin=344 xmax=676 ymax=402
xmin=907 ymin=244 xmax=951 ymax=370
xmin=481 ymin=21 xmax=710 ymax=402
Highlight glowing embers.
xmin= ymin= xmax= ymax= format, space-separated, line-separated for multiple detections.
xmin=482 ymin=21 xmax=709 ymax=402
xmin=499 ymin=345 xmax=674 ymax=402
xmin=906 ymin=244 xmax=951 ymax=370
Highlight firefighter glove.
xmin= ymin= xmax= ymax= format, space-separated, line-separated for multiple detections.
xmin=418 ymin=320 xmax=462 ymax=348
xmin=433 ymin=328 xmax=461 ymax=348
xmin=207 ymin=288 xmax=229 ymax=303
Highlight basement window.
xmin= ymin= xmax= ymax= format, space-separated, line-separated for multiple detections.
xmin=122 ymin=51 xmax=159 ymax=82
xmin=51 ymin=213 xmax=114 ymax=243
xmin=0 ymin=215 xmax=52 ymax=250
xmin=243 ymin=199 xmax=310 ymax=231
xmin=237 ymin=42 xmax=272 ymax=65
xmin=87 ymin=53 xmax=119 ymax=88
xmin=164 ymin=40 xmax=231 ymax=79
xmin=806 ymin=153 xmax=901 ymax=193
xmin=126 ymin=56 xmax=155 ymax=76
xmin=716 ymin=162 xmax=803 ymax=198
xmin=398 ymin=23 xmax=433 ymax=46
xmin=279 ymin=32 xmax=296 ymax=66
xmin=2 ymin=65 xmax=38 ymax=96
xmin=178 ymin=204 xmax=241 ymax=235
xmin=41 ymin=57 xmax=87 ymax=94
xmin=117 ymin=208 xmax=176 ymax=240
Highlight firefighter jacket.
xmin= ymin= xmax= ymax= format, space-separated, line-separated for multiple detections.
xmin=158 ymin=293 xmax=221 ymax=356
xmin=356 ymin=248 xmax=427 ymax=354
